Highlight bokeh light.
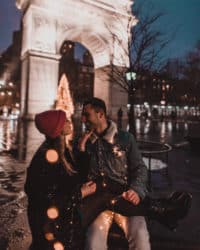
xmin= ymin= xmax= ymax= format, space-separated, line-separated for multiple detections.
xmin=47 ymin=206 xmax=59 ymax=219
xmin=53 ymin=241 xmax=64 ymax=250
xmin=45 ymin=232 xmax=54 ymax=241
xmin=46 ymin=149 xmax=59 ymax=163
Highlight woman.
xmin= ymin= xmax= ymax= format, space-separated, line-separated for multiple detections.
xmin=24 ymin=110 xmax=96 ymax=250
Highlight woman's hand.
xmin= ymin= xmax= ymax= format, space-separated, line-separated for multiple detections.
xmin=78 ymin=130 xmax=93 ymax=152
xmin=81 ymin=181 xmax=96 ymax=198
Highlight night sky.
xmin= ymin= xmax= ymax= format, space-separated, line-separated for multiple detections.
xmin=135 ymin=0 xmax=200 ymax=60
xmin=0 ymin=0 xmax=200 ymax=61
xmin=0 ymin=0 xmax=21 ymax=53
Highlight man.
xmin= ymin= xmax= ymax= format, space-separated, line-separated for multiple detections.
xmin=76 ymin=97 xmax=192 ymax=250
xmin=77 ymin=97 xmax=150 ymax=250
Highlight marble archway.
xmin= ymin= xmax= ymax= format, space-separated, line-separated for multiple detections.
xmin=16 ymin=0 xmax=137 ymax=119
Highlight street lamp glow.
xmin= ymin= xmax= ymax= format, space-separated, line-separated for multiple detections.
xmin=0 ymin=80 xmax=5 ymax=86
xmin=125 ymin=68 xmax=136 ymax=135
xmin=8 ymin=82 xmax=14 ymax=87
xmin=125 ymin=71 xmax=136 ymax=81
xmin=160 ymin=100 xmax=166 ymax=105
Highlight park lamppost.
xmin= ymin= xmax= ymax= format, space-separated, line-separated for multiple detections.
xmin=126 ymin=69 xmax=136 ymax=135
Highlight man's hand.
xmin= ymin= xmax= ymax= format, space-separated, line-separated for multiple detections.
xmin=122 ymin=189 xmax=140 ymax=205
xmin=81 ymin=181 xmax=96 ymax=198
xmin=78 ymin=130 xmax=94 ymax=152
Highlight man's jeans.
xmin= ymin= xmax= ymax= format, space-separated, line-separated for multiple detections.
xmin=85 ymin=210 xmax=151 ymax=250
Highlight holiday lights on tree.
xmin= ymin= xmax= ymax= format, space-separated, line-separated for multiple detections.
xmin=56 ymin=73 xmax=75 ymax=143
xmin=56 ymin=73 xmax=74 ymax=121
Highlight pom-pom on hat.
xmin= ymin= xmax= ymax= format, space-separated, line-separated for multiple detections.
xmin=35 ymin=110 xmax=66 ymax=138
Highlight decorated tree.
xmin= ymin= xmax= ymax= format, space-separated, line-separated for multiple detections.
xmin=56 ymin=73 xmax=75 ymax=142
xmin=56 ymin=73 xmax=74 ymax=120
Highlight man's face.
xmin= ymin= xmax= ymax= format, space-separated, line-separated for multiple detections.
xmin=82 ymin=104 xmax=101 ymax=130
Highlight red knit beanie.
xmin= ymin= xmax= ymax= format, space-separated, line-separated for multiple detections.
xmin=35 ymin=110 xmax=66 ymax=138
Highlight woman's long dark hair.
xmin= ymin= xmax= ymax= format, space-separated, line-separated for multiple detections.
xmin=47 ymin=135 xmax=76 ymax=175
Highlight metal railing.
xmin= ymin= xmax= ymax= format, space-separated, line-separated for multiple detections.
xmin=137 ymin=140 xmax=172 ymax=189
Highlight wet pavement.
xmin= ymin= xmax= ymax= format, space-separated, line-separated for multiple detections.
xmin=150 ymin=146 xmax=200 ymax=250
xmin=0 ymin=118 xmax=200 ymax=249
xmin=0 ymin=119 xmax=43 ymax=206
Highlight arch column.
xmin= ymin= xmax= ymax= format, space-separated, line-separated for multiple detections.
xmin=20 ymin=51 xmax=60 ymax=119
xmin=94 ymin=66 xmax=112 ymax=115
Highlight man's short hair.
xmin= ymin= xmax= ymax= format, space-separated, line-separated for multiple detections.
xmin=83 ymin=97 xmax=107 ymax=114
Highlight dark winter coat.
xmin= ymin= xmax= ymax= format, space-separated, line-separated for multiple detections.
xmin=24 ymin=140 xmax=83 ymax=250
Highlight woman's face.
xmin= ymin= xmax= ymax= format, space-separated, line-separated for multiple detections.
xmin=62 ymin=120 xmax=73 ymax=135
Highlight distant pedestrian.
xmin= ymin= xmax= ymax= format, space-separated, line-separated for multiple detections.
xmin=171 ymin=110 xmax=177 ymax=120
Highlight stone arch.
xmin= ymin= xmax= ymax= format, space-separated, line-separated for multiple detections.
xmin=58 ymin=40 xmax=94 ymax=110
xmin=16 ymin=0 xmax=136 ymax=119
xmin=57 ymin=28 xmax=112 ymax=111
xmin=57 ymin=28 xmax=110 ymax=68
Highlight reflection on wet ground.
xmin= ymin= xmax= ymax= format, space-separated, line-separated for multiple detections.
xmin=0 ymin=118 xmax=198 ymax=205
xmin=0 ymin=119 xmax=18 ymax=152
xmin=0 ymin=119 xmax=43 ymax=205
xmin=134 ymin=118 xmax=189 ymax=144
xmin=0 ymin=155 xmax=25 ymax=204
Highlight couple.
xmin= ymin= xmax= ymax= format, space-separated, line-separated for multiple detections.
xmin=25 ymin=97 xmax=192 ymax=250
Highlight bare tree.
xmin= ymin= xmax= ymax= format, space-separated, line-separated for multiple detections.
xmin=107 ymin=0 xmax=175 ymax=134
xmin=130 ymin=1 xmax=171 ymax=72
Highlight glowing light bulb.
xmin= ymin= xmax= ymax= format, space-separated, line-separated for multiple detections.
xmin=47 ymin=206 xmax=59 ymax=219
xmin=111 ymin=199 xmax=116 ymax=205
xmin=46 ymin=149 xmax=59 ymax=163
xmin=102 ymin=182 xmax=107 ymax=187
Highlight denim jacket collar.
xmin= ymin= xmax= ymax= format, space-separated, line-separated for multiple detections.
xmin=90 ymin=120 xmax=118 ymax=144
